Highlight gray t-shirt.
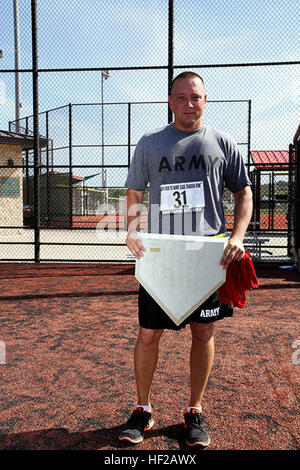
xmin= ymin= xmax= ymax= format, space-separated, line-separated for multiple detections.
xmin=125 ymin=123 xmax=251 ymax=236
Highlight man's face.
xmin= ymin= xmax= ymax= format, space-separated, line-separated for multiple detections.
xmin=168 ymin=77 xmax=207 ymax=131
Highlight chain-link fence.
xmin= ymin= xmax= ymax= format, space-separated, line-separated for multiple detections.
xmin=0 ymin=0 xmax=299 ymax=263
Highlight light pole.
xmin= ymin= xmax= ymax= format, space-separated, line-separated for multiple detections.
xmin=101 ymin=70 xmax=110 ymax=212
xmin=13 ymin=0 xmax=22 ymax=132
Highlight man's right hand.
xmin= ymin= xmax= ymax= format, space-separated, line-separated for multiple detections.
xmin=126 ymin=231 xmax=146 ymax=259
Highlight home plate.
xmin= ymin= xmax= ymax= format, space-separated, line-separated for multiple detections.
xmin=135 ymin=232 xmax=228 ymax=326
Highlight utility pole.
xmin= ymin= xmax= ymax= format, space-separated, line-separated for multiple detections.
xmin=13 ymin=0 xmax=22 ymax=132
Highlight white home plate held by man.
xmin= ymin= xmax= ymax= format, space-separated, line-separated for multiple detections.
xmin=135 ymin=232 xmax=228 ymax=326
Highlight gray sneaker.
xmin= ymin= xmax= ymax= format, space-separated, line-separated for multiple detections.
xmin=119 ymin=407 xmax=154 ymax=444
xmin=184 ymin=408 xmax=211 ymax=447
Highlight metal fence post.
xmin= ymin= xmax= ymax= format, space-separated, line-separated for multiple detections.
xmin=168 ymin=0 xmax=174 ymax=123
xmin=46 ymin=111 xmax=50 ymax=227
xmin=25 ymin=116 xmax=29 ymax=205
xmin=126 ymin=102 xmax=132 ymax=232
xmin=31 ymin=0 xmax=40 ymax=262
xmin=127 ymin=102 xmax=131 ymax=168
xmin=296 ymin=139 xmax=300 ymax=270
xmin=247 ymin=99 xmax=252 ymax=175
xmin=69 ymin=103 xmax=73 ymax=228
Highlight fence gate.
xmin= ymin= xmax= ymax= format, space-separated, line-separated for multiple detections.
xmin=245 ymin=145 xmax=299 ymax=264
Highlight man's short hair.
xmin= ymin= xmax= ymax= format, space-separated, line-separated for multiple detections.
xmin=169 ymin=71 xmax=205 ymax=96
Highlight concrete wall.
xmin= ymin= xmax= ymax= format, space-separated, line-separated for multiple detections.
xmin=0 ymin=144 xmax=23 ymax=227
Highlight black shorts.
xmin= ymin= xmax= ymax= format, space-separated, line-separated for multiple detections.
xmin=138 ymin=284 xmax=233 ymax=331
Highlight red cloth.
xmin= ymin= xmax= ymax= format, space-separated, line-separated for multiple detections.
xmin=218 ymin=251 xmax=259 ymax=308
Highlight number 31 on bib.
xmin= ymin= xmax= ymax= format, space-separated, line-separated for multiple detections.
xmin=160 ymin=181 xmax=205 ymax=214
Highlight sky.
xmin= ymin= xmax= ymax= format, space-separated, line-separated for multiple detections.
xmin=0 ymin=0 xmax=299 ymax=184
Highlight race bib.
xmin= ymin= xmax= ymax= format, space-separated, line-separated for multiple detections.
xmin=160 ymin=181 xmax=205 ymax=214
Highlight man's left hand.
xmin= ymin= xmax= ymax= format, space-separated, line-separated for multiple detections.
xmin=220 ymin=237 xmax=245 ymax=270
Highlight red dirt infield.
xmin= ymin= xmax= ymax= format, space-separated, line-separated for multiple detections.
xmin=0 ymin=262 xmax=299 ymax=451
xmin=72 ymin=212 xmax=288 ymax=230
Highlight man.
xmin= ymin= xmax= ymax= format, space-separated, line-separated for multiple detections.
xmin=119 ymin=71 xmax=253 ymax=447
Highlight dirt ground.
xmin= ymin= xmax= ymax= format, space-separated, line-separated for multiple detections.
xmin=0 ymin=262 xmax=299 ymax=451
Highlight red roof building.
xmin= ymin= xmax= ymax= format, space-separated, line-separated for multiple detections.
xmin=251 ymin=150 xmax=289 ymax=170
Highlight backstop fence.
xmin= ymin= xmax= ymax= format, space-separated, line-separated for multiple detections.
xmin=0 ymin=0 xmax=299 ymax=264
